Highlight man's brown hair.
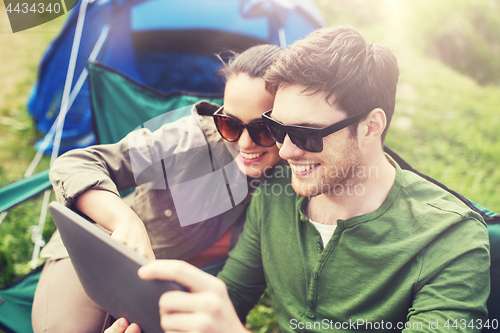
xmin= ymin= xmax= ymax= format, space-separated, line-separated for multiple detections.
xmin=265 ymin=26 xmax=399 ymax=141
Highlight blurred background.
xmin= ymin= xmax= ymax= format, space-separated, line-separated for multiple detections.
xmin=1 ymin=0 xmax=499 ymax=331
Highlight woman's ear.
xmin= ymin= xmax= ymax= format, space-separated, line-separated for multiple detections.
xmin=358 ymin=108 xmax=386 ymax=147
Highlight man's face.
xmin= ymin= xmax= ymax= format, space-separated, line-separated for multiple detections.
xmin=271 ymin=85 xmax=363 ymax=198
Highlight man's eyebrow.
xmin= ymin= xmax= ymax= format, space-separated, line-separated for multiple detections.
xmin=272 ymin=115 xmax=325 ymax=128
xmin=295 ymin=122 xmax=325 ymax=128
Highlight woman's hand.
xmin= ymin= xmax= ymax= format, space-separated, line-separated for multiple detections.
xmin=104 ymin=318 xmax=141 ymax=333
xmin=139 ymin=260 xmax=250 ymax=333
xmin=75 ymin=189 xmax=155 ymax=260
xmin=111 ymin=216 xmax=155 ymax=260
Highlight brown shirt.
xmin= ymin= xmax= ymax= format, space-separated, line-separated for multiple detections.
xmin=43 ymin=101 xmax=248 ymax=260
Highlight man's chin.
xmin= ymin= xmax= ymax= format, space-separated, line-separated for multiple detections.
xmin=291 ymin=178 xmax=322 ymax=198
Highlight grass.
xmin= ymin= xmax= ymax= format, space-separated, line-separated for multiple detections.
xmin=367 ymin=3 xmax=500 ymax=213
xmin=1 ymin=0 xmax=500 ymax=332
xmin=387 ymin=53 xmax=500 ymax=211
xmin=317 ymin=0 xmax=500 ymax=213
xmin=0 ymin=0 xmax=62 ymax=288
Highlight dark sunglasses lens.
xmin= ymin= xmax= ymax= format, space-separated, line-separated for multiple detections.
xmin=247 ymin=123 xmax=275 ymax=147
xmin=289 ymin=128 xmax=323 ymax=153
xmin=264 ymin=120 xmax=286 ymax=144
xmin=215 ymin=116 xmax=243 ymax=142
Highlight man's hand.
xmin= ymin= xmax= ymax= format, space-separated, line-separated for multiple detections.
xmin=139 ymin=260 xmax=250 ymax=333
xmin=104 ymin=318 xmax=141 ymax=333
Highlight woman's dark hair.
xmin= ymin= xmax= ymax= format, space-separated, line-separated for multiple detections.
xmin=219 ymin=44 xmax=283 ymax=80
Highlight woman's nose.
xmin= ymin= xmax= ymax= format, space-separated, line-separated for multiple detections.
xmin=237 ymin=128 xmax=256 ymax=150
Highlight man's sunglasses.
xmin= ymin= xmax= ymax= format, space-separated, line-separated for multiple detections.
xmin=262 ymin=108 xmax=373 ymax=153
xmin=213 ymin=106 xmax=276 ymax=147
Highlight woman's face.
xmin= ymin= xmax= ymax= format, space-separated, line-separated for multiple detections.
xmin=222 ymin=73 xmax=282 ymax=179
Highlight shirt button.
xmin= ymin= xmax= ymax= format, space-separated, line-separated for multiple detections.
xmin=312 ymin=272 xmax=318 ymax=280
xmin=164 ymin=209 xmax=173 ymax=217
xmin=316 ymin=242 xmax=323 ymax=252
xmin=308 ymin=301 xmax=315 ymax=309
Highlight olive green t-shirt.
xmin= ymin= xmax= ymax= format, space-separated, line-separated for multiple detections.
xmin=218 ymin=159 xmax=490 ymax=332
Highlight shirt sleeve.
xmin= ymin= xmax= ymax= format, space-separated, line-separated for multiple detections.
xmin=49 ymin=114 xmax=207 ymax=207
xmin=404 ymin=216 xmax=490 ymax=332
xmin=217 ymin=190 xmax=267 ymax=323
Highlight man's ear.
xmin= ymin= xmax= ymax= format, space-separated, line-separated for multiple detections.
xmin=358 ymin=108 xmax=386 ymax=146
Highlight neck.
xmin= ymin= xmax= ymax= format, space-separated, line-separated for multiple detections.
xmin=308 ymin=151 xmax=396 ymax=224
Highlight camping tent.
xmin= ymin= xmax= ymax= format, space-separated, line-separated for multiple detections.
xmin=27 ymin=0 xmax=326 ymax=155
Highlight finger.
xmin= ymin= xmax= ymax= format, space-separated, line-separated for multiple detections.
xmin=133 ymin=245 xmax=155 ymax=261
xmin=110 ymin=233 xmax=155 ymax=260
xmin=125 ymin=323 xmax=142 ymax=333
xmin=105 ymin=318 xmax=129 ymax=333
xmin=160 ymin=312 xmax=216 ymax=333
xmin=110 ymin=232 xmax=128 ymax=245
xmin=145 ymin=247 xmax=156 ymax=260
xmin=159 ymin=290 xmax=222 ymax=314
xmin=138 ymin=260 xmax=220 ymax=293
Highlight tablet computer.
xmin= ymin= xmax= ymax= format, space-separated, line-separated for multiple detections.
xmin=49 ymin=201 xmax=185 ymax=333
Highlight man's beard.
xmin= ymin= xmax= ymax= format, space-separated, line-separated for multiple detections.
xmin=291 ymin=137 xmax=362 ymax=198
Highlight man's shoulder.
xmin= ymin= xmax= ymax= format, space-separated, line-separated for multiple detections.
xmin=396 ymin=168 xmax=486 ymax=226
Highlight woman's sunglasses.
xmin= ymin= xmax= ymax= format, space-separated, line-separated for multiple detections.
xmin=213 ymin=106 xmax=276 ymax=147
xmin=262 ymin=108 xmax=373 ymax=153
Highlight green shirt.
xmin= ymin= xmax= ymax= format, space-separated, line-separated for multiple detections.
xmin=218 ymin=159 xmax=490 ymax=332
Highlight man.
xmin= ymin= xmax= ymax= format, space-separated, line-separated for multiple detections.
xmin=107 ymin=26 xmax=490 ymax=333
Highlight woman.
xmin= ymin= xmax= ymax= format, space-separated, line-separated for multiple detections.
xmin=31 ymin=44 xmax=283 ymax=333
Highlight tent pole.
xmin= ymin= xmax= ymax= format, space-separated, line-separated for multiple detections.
xmin=24 ymin=24 xmax=108 ymax=269
xmin=0 ymin=212 xmax=7 ymax=225
xmin=51 ymin=0 xmax=90 ymax=165
xmin=30 ymin=0 xmax=90 ymax=269
xmin=24 ymin=24 xmax=110 ymax=179
xmin=278 ymin=26 xmax=287 ymax=48
xmin=30 ymin=189 xmax=51 ymax=268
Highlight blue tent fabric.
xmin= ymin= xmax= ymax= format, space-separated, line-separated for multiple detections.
xmin=27 ymin=0 xmax=325 ymax=155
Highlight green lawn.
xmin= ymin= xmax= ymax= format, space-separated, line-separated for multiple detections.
xmin=0 ymin=1 xmax=62 ymax=286
xmin=316 ymin=0 xmax=500 ymax=214
xmin=0 ymin=1 xmax=499 ymax=332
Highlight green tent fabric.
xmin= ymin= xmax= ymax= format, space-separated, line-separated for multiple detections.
xmin=473 ymin=201 xmax=499 ymax=218
xmin=87 ymin=61 xmax=223 ymax=145
xmin=0 ymin=265 xmax=43 ymax=333
xmin=0 ymin=170 xmax=51 ymax=214
xmin=0 ymin=171 xmax=49 ymax=333
xmin=488 ymin=222 xmax=500 ymax=332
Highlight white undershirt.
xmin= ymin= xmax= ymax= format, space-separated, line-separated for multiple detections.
xmin=309 ymin=220 xmax=337 ymax=247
